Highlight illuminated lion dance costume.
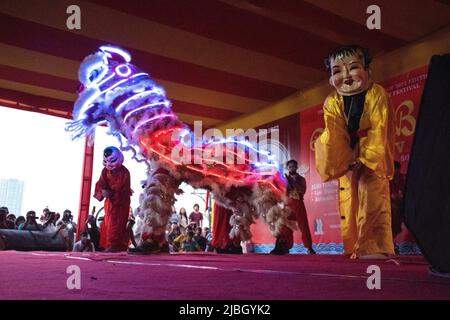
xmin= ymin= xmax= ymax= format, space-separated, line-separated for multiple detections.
xmin=67 ymin=45 xmax=296 ymax=251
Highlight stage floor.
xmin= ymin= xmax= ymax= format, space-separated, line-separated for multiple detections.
xmin=0 ymin=251 xmax=449 ymax=300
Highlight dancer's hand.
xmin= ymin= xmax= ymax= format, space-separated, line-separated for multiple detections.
xmin=352 ymin=160 xmax=373 ymax=180
xmin=352 ymin=160 xmax=364 ymax=173
xmin=93 ymin=193 xmax=104 ymax=201
xmin=349 ymin=160 xmax=362 ymax=171
xmin=102 ymin=189 xmax=112 ymax=198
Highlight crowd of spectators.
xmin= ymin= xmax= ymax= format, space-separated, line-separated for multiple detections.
xmin=0 ymin=206 xmax=87 ymax=252
xmin=166 ymin=204 xmax=213 ymax=253
xmin=1 ymin=203 xmax=250 ymax=254
xmin=168 ymin=224 xmax=212 ymax=253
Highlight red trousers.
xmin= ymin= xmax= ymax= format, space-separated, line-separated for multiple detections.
xmin=279 ymin=198 xmax=313 ymax=249
xmin=100 ymin=199 xmax=130 ymax=251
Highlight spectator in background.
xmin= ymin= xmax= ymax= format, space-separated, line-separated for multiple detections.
xmin=178 ymin=207 xmax=188 ymax=232
xmin=0 ymin=208 xmax=8 ymax=229
xmin=168 ymin=224 xmax=181 ymax=243
xmin=18 ymin=211 xmax=42 ymax=231
xmin=189 ymin=204 xmax=203 ymax=229
xmin=55 ymin=210 xmax=77 ymax=250
xmin=40 ymin=208 xmax=50 ymax=223
xmin=169 ymin=206 xmax=179 ymax=226
xmin=203 ymin=227 xmax=214 ymax=252
xmin=167 ymin=224 xmax=181 ymax=252
xmin=126 ymin=215 xmax=137 ymax=248
xmin=194 ymin=227 xmax=207 ymax=251
xmin=73 ymin=232 xmax=95 ymax=252
xmin=54 ymin=213 xmax=61 ymax=225
xmin=181 ymin=230 xmax=200 ymax=252
xmin=42 ymin=211 xmax=57 ymax=233
xmin=61 ymin=210 xmax=77 ymax=247
xmin=0 ymin=208 xmax=14 ymax=229
xmin=85 ymin=215 xmax=101 ymax=251
xmin=15 ymin=216 xmax=25 ymax=229
xmin=172 ymin=225 xmax=192 ymax=252
xmin=5 ymin=214 xmax=16 ymax=229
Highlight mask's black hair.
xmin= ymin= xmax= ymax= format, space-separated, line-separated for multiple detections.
xmin=324 ymin=45 xmax=372 ymax=73
xmin=104 ymin=147 xmax=114 ymax=157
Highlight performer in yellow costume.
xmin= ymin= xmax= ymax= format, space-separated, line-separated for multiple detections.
xmin=315 ymin=45 xmax=395 ymax=259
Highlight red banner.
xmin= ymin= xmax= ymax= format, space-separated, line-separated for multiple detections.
xmin=381 ymin=66 xmax=428 ymax=174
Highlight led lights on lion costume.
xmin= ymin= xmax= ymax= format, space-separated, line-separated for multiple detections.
xmin=67 ymin=45 xmax=295 ymax=252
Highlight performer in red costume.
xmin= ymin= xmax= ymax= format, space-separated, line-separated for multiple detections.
xmin=271 ymin=160 xmax=315 ymax=255
xmin=94 ymin=146 xmax=132 ymax=252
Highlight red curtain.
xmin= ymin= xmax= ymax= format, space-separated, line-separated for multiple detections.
xmin=211 ymin=203 xmax=234 ymax=249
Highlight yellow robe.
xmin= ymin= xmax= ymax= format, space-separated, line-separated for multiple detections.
xmin=315 ymin=83 xmax=395 ymax=257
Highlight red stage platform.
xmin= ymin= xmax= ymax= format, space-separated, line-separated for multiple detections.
xmin=0 ymin=251 xmax=449 ymax=300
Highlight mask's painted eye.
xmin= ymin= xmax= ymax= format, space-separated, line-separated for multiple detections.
xmin=115 ymin=64 xmax=132 ymax=77
xmin=89 ymin=69 xmax=100 ymax=82
xmin=332 ymin=70 xmax=341 ymax=75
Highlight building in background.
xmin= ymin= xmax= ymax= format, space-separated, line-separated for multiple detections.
xmin=0 ymin=178 xmax=25 ymax=215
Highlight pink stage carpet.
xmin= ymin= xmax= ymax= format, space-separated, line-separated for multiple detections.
xmin=0 ymin=251 xmax=449 ymax=300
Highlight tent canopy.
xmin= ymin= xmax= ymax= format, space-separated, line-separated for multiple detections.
xmin=0 ymin=0 xmax=449 ymax=125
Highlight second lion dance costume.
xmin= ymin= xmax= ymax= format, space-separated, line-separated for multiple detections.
xmin=94 ymin=146 xmax=132 ymax=252
xmin=315 ymin=45 xmax=395 ymax=259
